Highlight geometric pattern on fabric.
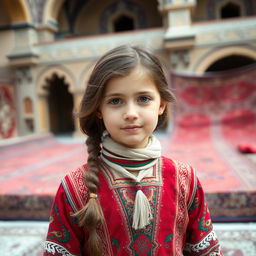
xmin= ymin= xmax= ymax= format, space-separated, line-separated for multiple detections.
xmin=44 ymin=241 xmax=75 ymax=256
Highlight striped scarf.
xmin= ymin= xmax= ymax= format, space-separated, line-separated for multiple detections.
xmin=100 ymin=135 xmax=161 ymax=230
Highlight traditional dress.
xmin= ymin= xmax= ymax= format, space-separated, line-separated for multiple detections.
xmin=44 ymin=155 xmax=222 ymax=255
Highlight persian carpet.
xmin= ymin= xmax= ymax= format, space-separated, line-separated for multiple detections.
xmin=164 ymin=64 xmax=256 ymax=222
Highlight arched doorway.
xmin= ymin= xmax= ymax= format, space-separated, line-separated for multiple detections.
xmin=47 ymin=74 xmax=75 ymax=135
xmin=205 ymin=55 xmax=255 ymax=72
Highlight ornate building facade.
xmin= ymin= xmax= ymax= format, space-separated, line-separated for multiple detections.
xmin=0 ymin=0 xmax=255 ymax=139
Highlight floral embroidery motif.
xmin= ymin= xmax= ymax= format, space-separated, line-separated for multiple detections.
xmin=164 ymin=234 xmax=173 ymax=248
xmin=131 ymin=234 xmax=152 ymax=255
xmin=44 ymin=241 xmax=75 ymax=256
xmin=117 ymin=186 xmax=159 ymax=255
xmin=47 ymin=204 xmax=70 ymax=243
xmin=198 ymin=204 xmax=212 ymax=231
xmin=199 ymin=216 xmax=212 ymax=231
xmin=184 ymin=230 xmax=218 ymax=253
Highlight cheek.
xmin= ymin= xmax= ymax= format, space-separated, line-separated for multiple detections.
xmin=145 ymin=105 xmax=161 ymax=117
xmin=102 ymin=111 xmax=118 ymax=127
xmin=143 ymin=108 xmax=160 ymax=125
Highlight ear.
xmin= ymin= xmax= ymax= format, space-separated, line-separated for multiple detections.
xmin=97 ymin=110 xmax=103 ymax=119
xmin=158 ymin=100 xmax=167 ymax=115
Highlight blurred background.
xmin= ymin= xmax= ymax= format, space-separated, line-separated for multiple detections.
xmin=0 ymin=0 xmax=255 ymax=255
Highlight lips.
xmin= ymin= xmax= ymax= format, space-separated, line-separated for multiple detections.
xmin=121 ymin=125 xmax=142 ymax=131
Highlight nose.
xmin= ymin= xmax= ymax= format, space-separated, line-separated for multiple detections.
xmin=123 ymin=103 xmax=138 ymax=120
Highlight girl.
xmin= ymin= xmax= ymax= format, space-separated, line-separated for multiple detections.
xmin=44 ymin=45 xmax=223 ymax=256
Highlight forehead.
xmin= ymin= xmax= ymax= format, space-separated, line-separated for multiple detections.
xmin=104 ymin=67 xmax=158 ymax=94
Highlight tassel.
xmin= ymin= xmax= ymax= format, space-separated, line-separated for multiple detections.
xmin=132 ymin=190 xmax=153 ymax=230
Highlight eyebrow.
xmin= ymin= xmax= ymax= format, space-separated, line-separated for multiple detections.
xmin=104 ymin=90 xmax=155 ymax=98
xmin=104 ymin=93 xmax=123 ymax=98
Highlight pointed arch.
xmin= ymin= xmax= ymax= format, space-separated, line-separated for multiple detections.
xmin=37 ymin=66 xmax=76 ymax=95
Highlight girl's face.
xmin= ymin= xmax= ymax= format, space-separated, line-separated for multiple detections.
xmin=98 ymin=67 xmax=167 ymax=148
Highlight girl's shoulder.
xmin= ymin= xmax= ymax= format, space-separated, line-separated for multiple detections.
xmin=61 ymin=164 xmax=89 ymax=211
xmin=161 ymin=156 xmax=196 ymax=175
xmin=62 ymin=164 xmax=88 ymax=189
xmin=161 ymin=156 xmax=197 ymax=209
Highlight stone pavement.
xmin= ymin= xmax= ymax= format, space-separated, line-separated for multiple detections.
xmin=0 ymin=221 xmax=255 ymax=256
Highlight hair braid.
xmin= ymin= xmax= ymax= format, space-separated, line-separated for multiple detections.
xmin=73 ymin=136 xmax=104 ymax=256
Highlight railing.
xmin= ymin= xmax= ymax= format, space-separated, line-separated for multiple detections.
xmin=35 ymin=28 xmax=165 ymax=65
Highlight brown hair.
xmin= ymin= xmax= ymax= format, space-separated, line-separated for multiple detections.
xmin=75 ymin=45 xmax=175 ymax=255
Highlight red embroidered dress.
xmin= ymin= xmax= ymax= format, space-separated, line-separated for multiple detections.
xmin=44 ymin=157 xmax=223 ymax=256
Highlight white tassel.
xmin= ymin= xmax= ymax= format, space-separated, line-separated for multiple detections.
xmin=132 ymin=190 xmax=153 ymax=230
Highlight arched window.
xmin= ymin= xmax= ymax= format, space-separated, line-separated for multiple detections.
xmin=221 ymin=2 xmax=241 ymax=18
xmin=114 ymin=15 xmax=134 ymax=32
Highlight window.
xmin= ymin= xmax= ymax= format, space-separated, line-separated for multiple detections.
xmin=221 ymin=2 xmax=241 ymax=18
xmin=113 ymin=15 xmax=134 ymax=32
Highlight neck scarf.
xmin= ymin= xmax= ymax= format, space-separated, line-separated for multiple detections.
xmin=100 ymin=135 xmax=161 ymax=230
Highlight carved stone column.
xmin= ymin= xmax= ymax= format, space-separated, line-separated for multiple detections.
xmin=37 ymin=91 xmax=50 ymax=135
xmin=159 ymin=0 xmax=196 ymax=71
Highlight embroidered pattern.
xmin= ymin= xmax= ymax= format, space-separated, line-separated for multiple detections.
xmin=198 ymin=203 xmax=212 ymax=231
xmin=199 ymin=216 xmax=212 ymax=231
xmin=44 ymin=241 xmax=75 ymax=256
xmin=116 ymin=185 xmax=159 ymax=255
xmin=47 ymin=204 xmax=70 ymax=243
xmin=101 ymin=158 xmax=163 ymax=254
xmin=173 ymin=160 xmax=193 ymax=255
xmin=184 ymin=230 xmax=218 ymax=253
xmin=105 ymin=159 xmax=163 ymax=255
xmin=209 ymin=246 xmax=222 ymax=256
xmin=61 ymin=181 xmax=77 ymax=212
xmin=131 ymin=233 xmax=153 ymax=255
xmin=65 ymin=166 xmax=89 ymax=210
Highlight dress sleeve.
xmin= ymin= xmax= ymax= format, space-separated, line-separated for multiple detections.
xmin=183 ymin=178 xmax=223 ymax=256
xmin=43 ymin=183 xmax=85 ymax=256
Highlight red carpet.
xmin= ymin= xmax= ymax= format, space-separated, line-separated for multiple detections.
xmin=165 ymin=64 xmax=256 ymax=221
xmin=0 ymin=64 xmax=255 ymax=221
xmin=0 ymin=135 xmax=86 ymax=220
